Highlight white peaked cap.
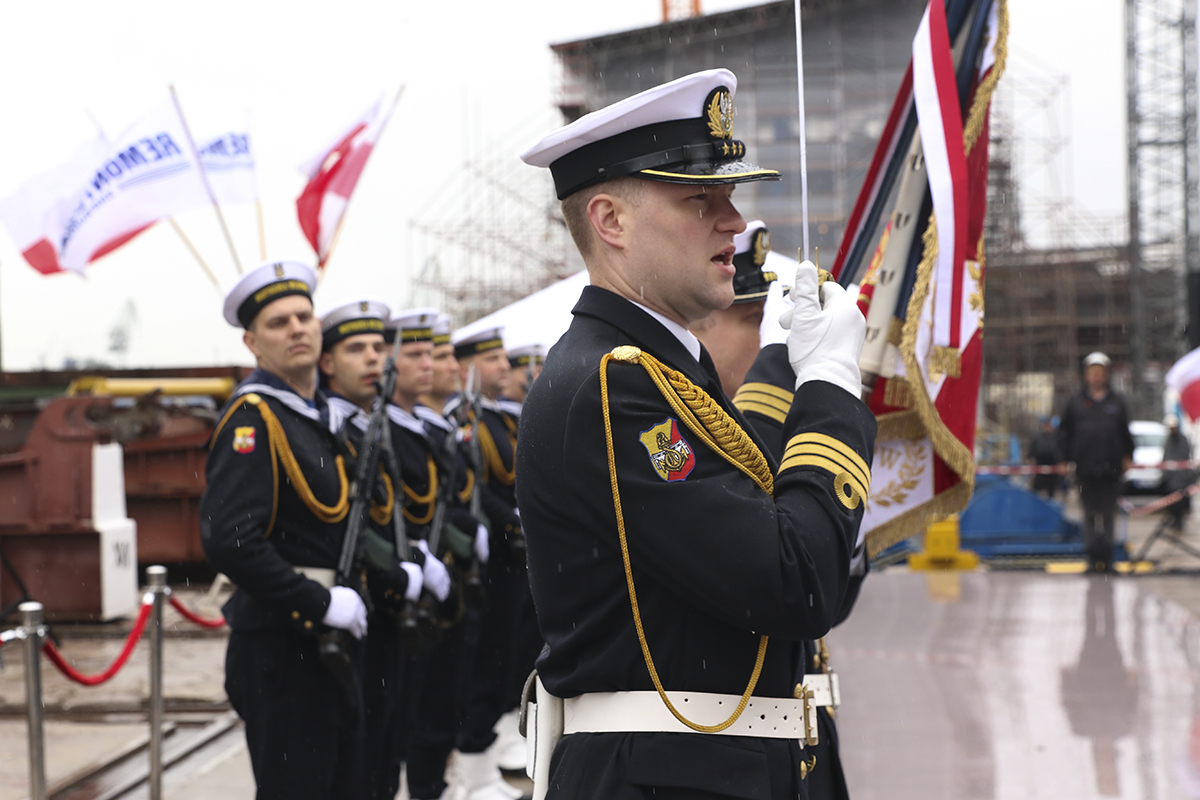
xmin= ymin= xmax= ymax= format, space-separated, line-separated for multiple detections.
xmin=223 ymin=259 xmax=316 ymax=328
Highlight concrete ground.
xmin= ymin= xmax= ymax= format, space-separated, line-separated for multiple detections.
xmin=0 ymin=491 xmax=1196 ymax=799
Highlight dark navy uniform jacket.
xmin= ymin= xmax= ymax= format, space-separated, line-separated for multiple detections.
xmin=444 ymin=394 xmax=523 ymax=547
xmin=735 ymin=343 xmax=866 ymax=800
xmin=202 ymin=369 xmax=353 ymax=634
xmin=515 ymin=287 xmax=877 ymax=800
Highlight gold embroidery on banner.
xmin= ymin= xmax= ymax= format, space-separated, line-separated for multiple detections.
xmin=865 ymin=440 xmax=923 ymax=511
xmin=883 ymin=378 xmax=912 ymax=409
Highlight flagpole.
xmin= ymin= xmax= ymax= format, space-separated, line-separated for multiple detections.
xmin=168 ymin=218 xmax=223 ymax=292
xmin=318 ymin=84 xmax=406 ymax=275
xmin=255 ymin=201 xmax=267 ymax=260
xmin=794 ymin=0 xmax=811 ymax=263
xmin=169 ymin=85 xmax=245 ymax=274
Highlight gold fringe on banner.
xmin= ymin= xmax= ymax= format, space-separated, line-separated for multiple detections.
xmin=883 ymin=378 xmax=913 ymax=410
xmin=929 ymin=346 xmax=962 ymax=380
xmin=863 ymin=0 xmax=1009 ymax=555
xmin=875 ymin=409 xmax=924 ymax=441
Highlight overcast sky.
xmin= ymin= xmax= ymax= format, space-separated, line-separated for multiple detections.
xmin=0 ymin=0 xmax=1128 ymax=371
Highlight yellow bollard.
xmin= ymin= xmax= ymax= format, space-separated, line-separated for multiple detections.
xmin=909 ymin=515 xmax=980 ymax=571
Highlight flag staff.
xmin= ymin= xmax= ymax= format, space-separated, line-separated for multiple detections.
xmin=794 ymin=0 xmax=811 ymax=263
xmin=318 ymin=84 xmax=406 ymax=277
xmin=255 ymin=201 xmax=267 ymax=260
xmin=167 ymin=218 xmax=222 ymax=292
xmin=169 ymin=85 xmax=244 ymax=274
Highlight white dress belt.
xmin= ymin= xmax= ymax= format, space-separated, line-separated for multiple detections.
xmin=295 ymin=566 xmax=336 ymax=589
xmin=560 ymin=674 xmax=838 ymax=742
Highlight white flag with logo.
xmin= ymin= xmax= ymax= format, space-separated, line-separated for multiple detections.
xmin=0 ymin=98 xmax=257 ymax=275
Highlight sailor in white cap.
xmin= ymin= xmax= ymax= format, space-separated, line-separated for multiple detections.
xmin=515 ymin=70 xmax=876 ymax=800
xmin=502 ymin=344 xmax=547 ymax=410
xmin=316 ymin=299 xmax=450 ymax=800
xmin=445 ymin=325 xmax=537 ymax=800
xmin=202 ymin=260 xmax=371 ymax=800
xmin=419 ymin=314 xmax=460 ymax=417
xmin=690 ymin=220 xmax=776 ymax=396
xmin=1057 ymin=351 xmax=1135 ymax=572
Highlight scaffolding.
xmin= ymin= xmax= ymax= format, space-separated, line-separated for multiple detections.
xmin=1125 ymin=0 xmax=1198 ymax=417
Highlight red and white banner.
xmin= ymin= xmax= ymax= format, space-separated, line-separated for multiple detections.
xmin=296 ymin=96 xmax=394 ymax=268
xmin=912 ymin=0 xmax=968 ymax=351
xmin=0 ymin=100 xmax=257 ymax=275
xmin=1166 ymin=345 xmax=1200 ymax=420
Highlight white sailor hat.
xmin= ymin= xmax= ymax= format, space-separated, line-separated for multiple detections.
xmin=1083 ymin=352 xmax=1112 ymax=368
xmin=731 ymin=220 xmax=777 ymax=304
xmin=319 ymin=298 xmax=391 ymax=351
xmin=386 ymin=307 xmax=440 ymax=345
xmin=452 ymin=326 xmax=505 ymax=360
xmin=520 ymin=69 xmax=780 ymax=200
xmin=223 ymin=259 xmax=317 ymax=328
xmin=508 ymin=344 xmax=547 ymax=368
xmin=431 ymin=313 xmax=453 ymax=347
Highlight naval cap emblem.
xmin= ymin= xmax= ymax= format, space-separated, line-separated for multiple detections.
xmin=705 ymin=87 xmax=734 ymax=140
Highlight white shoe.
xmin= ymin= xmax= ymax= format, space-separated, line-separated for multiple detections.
xmin=491 ymin=709 xmax=527 ymax=774
xmin=456 ymin=751 xmax=527 ymax=800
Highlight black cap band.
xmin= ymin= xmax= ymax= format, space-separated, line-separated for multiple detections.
xmin=237 ymin=280 xmax=312 ymax=328
xmin=323 ymin=317 xmax=386 ymax=351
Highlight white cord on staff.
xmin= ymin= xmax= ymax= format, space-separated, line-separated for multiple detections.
xmin=794 ymin=0 xmax=811 ymax=263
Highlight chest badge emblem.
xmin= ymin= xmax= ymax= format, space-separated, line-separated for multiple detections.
xmin=639 ymin=418 xmax=695 ymax=482
xmin=233 ymin=426 xmax=256 ymax=454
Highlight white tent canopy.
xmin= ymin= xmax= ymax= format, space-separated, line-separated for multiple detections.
xmin=452 ymin=248 xmax=805 ymax=353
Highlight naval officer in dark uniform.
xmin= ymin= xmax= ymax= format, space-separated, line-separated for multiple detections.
xmin=516 ymin=70 xmax=876 ymax=800
xmin=202 ymin=260 xmax=369 ymax=800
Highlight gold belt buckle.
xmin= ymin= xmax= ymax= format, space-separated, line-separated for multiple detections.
xmin=793 ymin=682 xmax=819 ymax=747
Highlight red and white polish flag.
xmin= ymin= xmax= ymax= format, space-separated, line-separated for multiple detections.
xmin=0 ymin=99 xmax=256 ymax=275
xmin=1166 ymin=346 xmax=1200 ymax=420
xmin=296 ymin=96 xmax=393 ymax=268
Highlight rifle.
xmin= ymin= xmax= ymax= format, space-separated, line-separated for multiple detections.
xmin=430 ymin=384 xmax=484 ymax=604
xmin=318 ymin=333 xmax=411 ymax=685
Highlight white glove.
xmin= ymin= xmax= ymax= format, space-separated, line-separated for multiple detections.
xmin=778 ymin=261 xmax=865 ymax=397
xmin=475 ymin=523 xmax=490 ymax=565
xmin=417 ymin=540 xmax=452 ymax=602
xmin=400 ymin=561 xmax=424 ymax=602
xmin=322 ymin=586 xmax=368 ymax=640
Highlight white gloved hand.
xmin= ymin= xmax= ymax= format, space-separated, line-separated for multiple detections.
xmin=778 ymin=261 xmax=865 ymax=397
xmin=417 ymin=540 xmax=452 ymax=602
xmin=322 ymin=586 xmax=368 ymax=640
xmin=475 ymin=523 xmax=490 ymax=565
xmin=400 ymin=561 xmax=424 ymax=602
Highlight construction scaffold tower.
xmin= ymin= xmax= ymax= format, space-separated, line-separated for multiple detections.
xmin=1126 ymin=0 xmax=1198 ymax=417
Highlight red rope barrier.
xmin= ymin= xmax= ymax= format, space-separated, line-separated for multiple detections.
xmin=42 ymin=599 xmax=153 ymax=686
xmin=169 ymin=595 xmax=225 ymax=629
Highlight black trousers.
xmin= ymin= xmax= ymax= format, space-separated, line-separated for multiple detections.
xmin=402 ymin=618 xmax=473 ymax=799
xmin=1079 ymin=477 xmax=1120 ymax=567
xmin=459 ymin=549 xmax=535 ymax=753
xmin=363 ymin=612 xmax=407 ymax=800
xmin=225 ymin=629 xmax=364 ymax=800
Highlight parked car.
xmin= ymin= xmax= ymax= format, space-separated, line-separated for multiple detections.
xmin=1124 ymin=419 xmax=1168 ymax=494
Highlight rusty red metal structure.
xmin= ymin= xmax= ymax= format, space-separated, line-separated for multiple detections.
xmin=0 ymin=367 xmax=250 ymax=619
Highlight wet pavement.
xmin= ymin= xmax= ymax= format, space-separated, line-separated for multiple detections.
xmin=0 ymin=493 xmax=1198 ymax=799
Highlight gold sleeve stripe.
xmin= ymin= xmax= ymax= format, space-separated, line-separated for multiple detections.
xmin=735 ymin=382 xmax=794 ymax=404
xmin=783 ymin=433 xmax=870 ymax=488
xmin=779 ymin=453 xmax=868 ymax=499
xmin=733 ymin=389 xmax=791 ymax=414
xmin=783 ymin=441 xmax=871 ymax=491
xmin=733 ymin=398 xmax=788 ymax=424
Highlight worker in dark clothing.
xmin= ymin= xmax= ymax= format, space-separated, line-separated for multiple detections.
xmin=1027 ymin=417 xmax=1064 ymax=499
xmin=1058 ymin=352 xmax=1134 ymax=573
xmin=1162 ymin=414 xmax=1194 ymax=532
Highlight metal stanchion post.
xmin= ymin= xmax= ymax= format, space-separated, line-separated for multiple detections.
xmin=20 ymin=601 xmax=46 ymax=800
xmin=146 ymin=566 xmax=169 ymax=800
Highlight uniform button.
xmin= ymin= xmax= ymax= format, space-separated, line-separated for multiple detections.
xmin=304 ymin=620 xmax=314 ymax=630
xmin=292 ymin=611 xmax=301 ymax=620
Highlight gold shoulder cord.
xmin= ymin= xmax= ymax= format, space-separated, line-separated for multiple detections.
xmin=401 ymin=454 xmax=439 ymax=525
xmin=213 ymin=394 xmax=350 ymax=530
xmin=476 ymin=413 xmax=517 ymax=486
xmin=600 ymin=345 xmax=772 ymax=733
xmin=369 ymin=473 xmax=396 ymax=526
